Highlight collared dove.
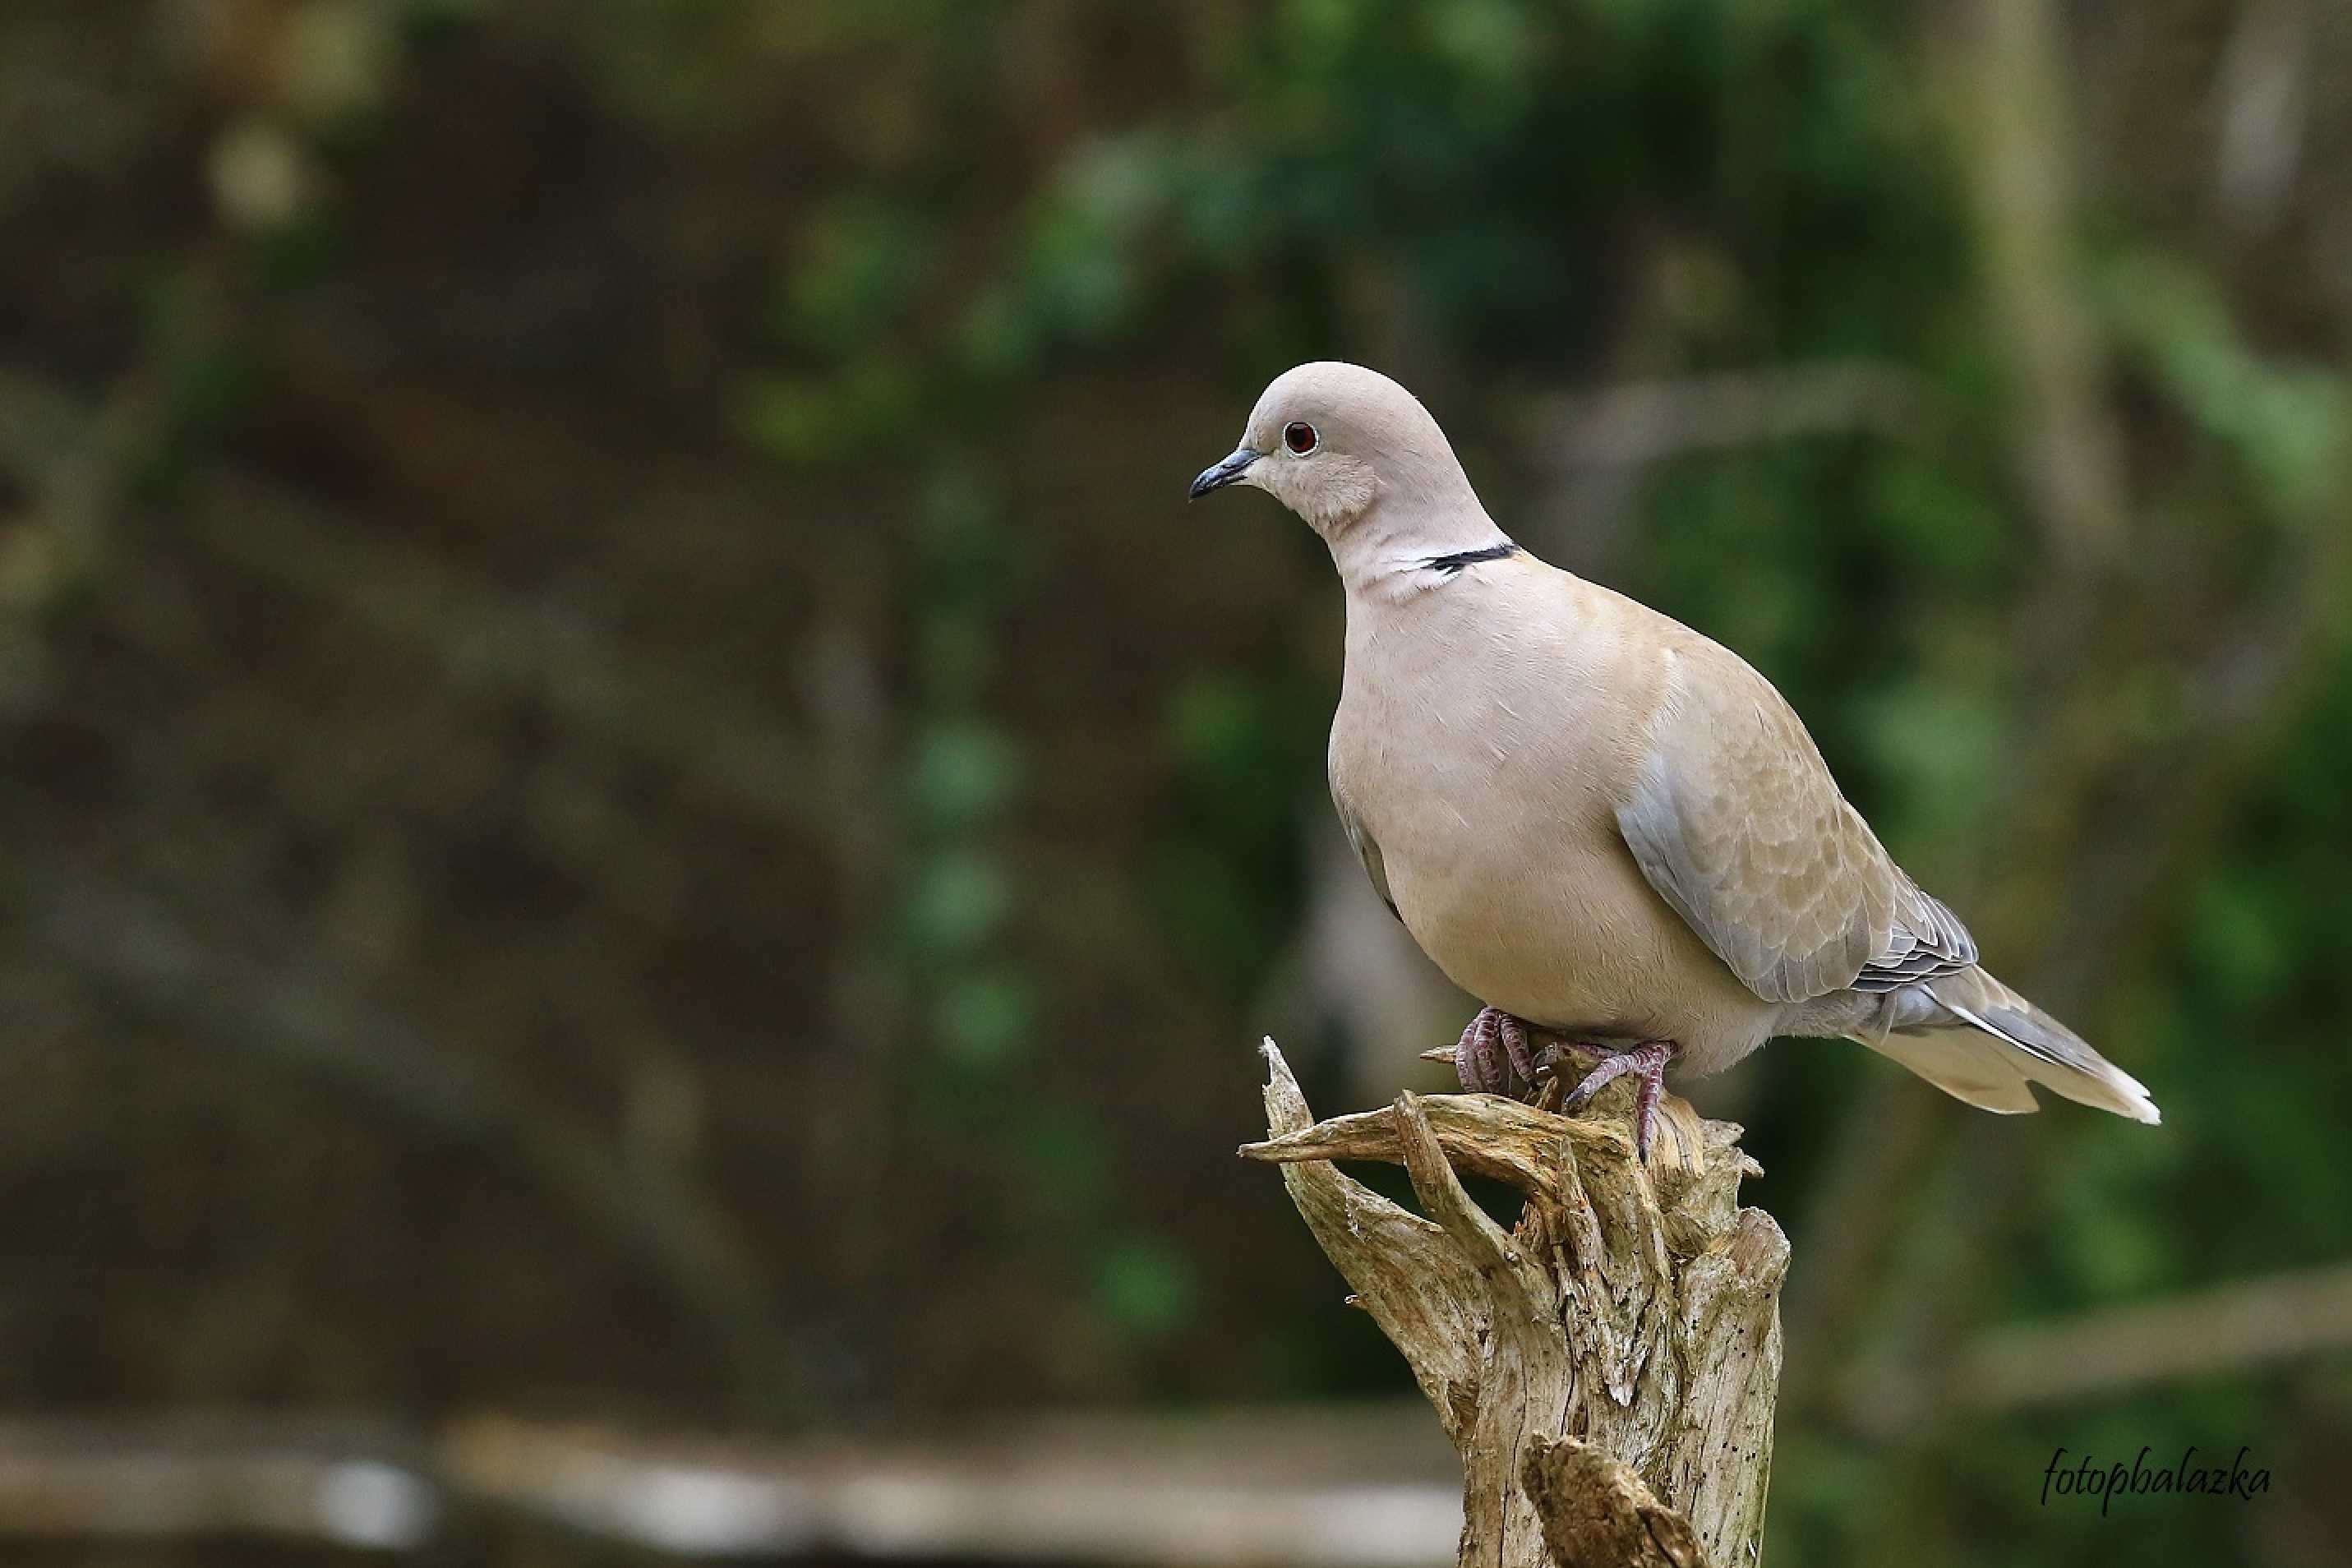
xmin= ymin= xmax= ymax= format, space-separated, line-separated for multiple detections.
xmin=1191 ymin=362 xmax=2158 ymax=1155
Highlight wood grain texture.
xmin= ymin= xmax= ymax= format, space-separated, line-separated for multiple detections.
xmin=1522 ymin=1437 xmax=1709 ymax=1568
xmin=1244 ymin=1042 xmax=1786 ymax=1567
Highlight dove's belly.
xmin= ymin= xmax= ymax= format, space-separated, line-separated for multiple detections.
xmin=1375 ymin=801 xmax=1777 ymax=1076
xmin=1331 ymin=659 xmax=1779 ymax=1074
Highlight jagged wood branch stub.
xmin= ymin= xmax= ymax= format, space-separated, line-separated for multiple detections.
xmin=1241 ymin=1040 xmax=1787 ymax=1568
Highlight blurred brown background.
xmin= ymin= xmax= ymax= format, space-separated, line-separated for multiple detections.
xmin=2 ymin=2 xmax=2350 ymax=1564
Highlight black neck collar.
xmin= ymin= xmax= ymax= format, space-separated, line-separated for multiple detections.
xmin=1418 ymin=541 xmax=1520 ymax=577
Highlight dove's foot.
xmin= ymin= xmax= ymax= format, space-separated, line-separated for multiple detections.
xmin=1450 ymin=1007 xmax=1543 ymax=1097
xmin=1559 ymin=1040 xmax=1677 ymax=1160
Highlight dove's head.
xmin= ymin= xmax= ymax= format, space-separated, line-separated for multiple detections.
xmin=1188 ymin=362 xmax=1487 ymax=544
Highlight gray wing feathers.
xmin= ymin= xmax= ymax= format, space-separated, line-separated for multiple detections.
xmin=1616 ymin=646 xmax=1976 ymax=1006
xmin=1852 ymin=887 xmax=1978 ymax=992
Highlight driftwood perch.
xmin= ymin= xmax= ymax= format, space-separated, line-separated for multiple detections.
xmin=1241 ymin=1040 xmax=1787 ymax=1568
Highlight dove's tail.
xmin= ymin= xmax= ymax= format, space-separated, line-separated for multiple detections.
xmin=1850 ymin=966 xmax=2161 ymax=1124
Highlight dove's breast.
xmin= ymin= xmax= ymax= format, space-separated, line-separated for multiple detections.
xmin=1328 ymin=563 xmax=1778 ymax=1072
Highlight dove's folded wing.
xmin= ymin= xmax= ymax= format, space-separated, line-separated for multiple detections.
xmin=1614 ymin=638 xmax=1976 ymax=1007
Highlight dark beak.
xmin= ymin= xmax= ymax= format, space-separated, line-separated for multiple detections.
xmin=1188 ymin=447 xmax=1261 ymax=500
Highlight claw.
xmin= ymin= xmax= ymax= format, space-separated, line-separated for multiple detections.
xmin=1635 ymin=1063 xmax=1665 ymax=1159
xmin=1499 ymin=1014 xmax=1538 ymax=1086
xmin=1453 ymin=1008 xmax=1504 ymax=1095
xmin=1450 ymin=1006 xmax=1538 ymax=1098
xmin=1446 ymin=1015 xmax=1676 ymax=1149
xmin=1558 ymin=1040 xmax=1677 ymax=1160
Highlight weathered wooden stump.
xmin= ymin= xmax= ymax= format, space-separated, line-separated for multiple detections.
xmin=1241 ymin=1040 xmax=1787 ymax=1568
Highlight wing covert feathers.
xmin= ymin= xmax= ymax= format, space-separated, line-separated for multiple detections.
xmin=1616 ymin=641 xmax=1976 ymax=1005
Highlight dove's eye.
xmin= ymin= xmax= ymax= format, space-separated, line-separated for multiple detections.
xmin=1284 ymin=422 xmax=1318 ymax=455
